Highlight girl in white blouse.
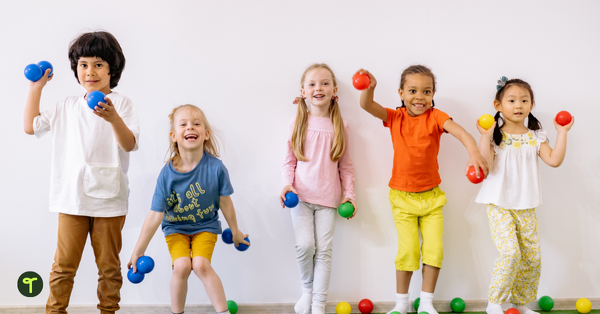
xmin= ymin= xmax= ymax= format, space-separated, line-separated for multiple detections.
xmin=475 ymin=77 xmax=574 ymax=314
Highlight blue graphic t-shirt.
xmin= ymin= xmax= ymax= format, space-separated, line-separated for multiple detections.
xmin=151 ymin=153 xmax=234 ymax=237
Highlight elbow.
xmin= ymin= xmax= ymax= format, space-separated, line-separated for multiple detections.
xmin=24 ymin=126 xmax=34 ymax=135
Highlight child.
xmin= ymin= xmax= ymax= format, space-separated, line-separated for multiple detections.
xmin=281 ymin=63 xmax=356 ymax=314
xmin=23 ymin=31 xmax=138 ymax=314
xmin=475 ymin=78 xmax=574 ymax=314
xmin=128 ymin=104 xmax=247 ymax=314
xmin=356 ymin=65 xmax=488 ymax=314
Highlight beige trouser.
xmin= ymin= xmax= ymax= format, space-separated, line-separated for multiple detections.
xmin=46 ymin=213 xmax=126 ymax=314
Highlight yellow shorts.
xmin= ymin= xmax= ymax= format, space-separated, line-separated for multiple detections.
xmin=389 ymin=186 xmax=447 ymax=271
xmin=165 ymin=232 xmax=218 ymax=264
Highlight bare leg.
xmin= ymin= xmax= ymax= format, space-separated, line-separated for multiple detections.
xmin=396 ymin=270 xmax=413 ymax=294
xmin=171 ymin=257 xmax=192 ymax=314
xmin=421 ymin=264 xmax=440 ymax=293
xmin=192 ymin=256 xmax=228 ymax=313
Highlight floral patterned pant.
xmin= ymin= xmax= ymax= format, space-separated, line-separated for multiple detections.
xmin=487 ymin=204 xmax=541 ymax=305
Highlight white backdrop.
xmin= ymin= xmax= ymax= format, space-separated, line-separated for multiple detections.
xmin=1 ymin=0 xmax=599 ymax=307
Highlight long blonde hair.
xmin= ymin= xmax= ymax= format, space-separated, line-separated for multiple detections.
xmin=292 ymin=63 xmax=346 ymax=162
xmin=167 ymin=104 xmax=220 ymax=166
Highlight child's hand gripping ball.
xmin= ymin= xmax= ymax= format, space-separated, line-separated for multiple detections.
xmin=87 ymin=91 xmax=107 ymax=110
xmin=478 ymin=114 xmax=495 ymax=130
xmin=352 ymin=73 xmax=371 ymax=90
xmin=283 ymin=192 xmax=299 ymax=208
xmin=136 ymin=256 xmax=155 ymax=274
xmin=338 ymin=202 xmax=354 ymax=218
xmin=127 ymin=267 xmax=144 ymax=284
xmin=555 ymin=111 xmax=572 ymax=126
xmin=467 ymin=166 xmax=485 ymax=184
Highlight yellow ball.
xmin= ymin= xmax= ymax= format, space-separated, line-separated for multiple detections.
xmin=576 ymin=298 xmax=592 ymax=314
xmin=479 ymin=114 xmax=495 ymax=130
xmin=336 ymin=301 xmax=352 ymax=314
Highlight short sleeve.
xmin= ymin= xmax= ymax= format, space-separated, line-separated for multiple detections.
xmin=150 ymin=169 xmax=168 ymax=212
xmin=433 ymin=109 xmax=452 ymax=133
xmin=218 ymin=162 xmax=234 ymax=197
xmin=33 ymin=102 xmax=59 ymax=138
xmin=113 ymin=95 xmax=141 ymax=151
xmin=382 ymin=107 xmax=396 ymax=128
xmin=535 ymin=129 xmax=547 ymax=144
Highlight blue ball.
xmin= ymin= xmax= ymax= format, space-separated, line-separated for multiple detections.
xmin=283 ymin=192 xmax=299 ymax=208
xmin=127 ymin=267 xmax=144 ymax=284
xmin=24 ymin=63 xmax=43 ymax=82
xmin=236 ymin=237 xmax=250 ymax=252
xmin=37 ymin=61 xmax=53 ymax=77
xmin=86 ymin=90 xmax=106 ymax=110
xmin=222 ymin=228 xmax=233 ymax=244
xmin=136 ymin=256 xmax=155 ymax=274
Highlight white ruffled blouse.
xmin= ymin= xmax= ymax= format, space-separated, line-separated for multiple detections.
xmin=475 ymin=129 xmax=547 ymax=209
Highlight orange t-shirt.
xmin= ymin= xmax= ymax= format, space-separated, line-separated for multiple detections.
xmin=384 ymin=107 xmax=451 ymax=192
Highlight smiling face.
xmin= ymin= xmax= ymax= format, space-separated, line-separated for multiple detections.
xmin=494 ymin=84 xmax=533 ymax=125
xmin=398 ymin=74 xmax=435 ymax=117
xmin=300 ymin=67 xmax=338 ymax=111
xmin=77 ymin=57 xmax=112 ymax=94
xmin=170 ymin=107 xmax=210 ymax=153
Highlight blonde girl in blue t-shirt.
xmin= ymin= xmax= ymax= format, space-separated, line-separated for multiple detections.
xmin=128 ymin=104 xmax=249 ymax=314
xmin=475 ymin=78 xmax=574 ymax=314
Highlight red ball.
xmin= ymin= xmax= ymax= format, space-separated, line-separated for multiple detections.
xmin=358 ymin=299 xmax=374 ymax=314
xmin=467 ymin=166 xmax=484 ymax=184
xmin=505 ymin=308 xmax=521 ymax=314
xmin=352 ymin=73 xmax=370 ymax=90
xmin=555 ymin=110 xmax=572 ymax=126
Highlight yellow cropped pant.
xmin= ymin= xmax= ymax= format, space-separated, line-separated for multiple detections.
xmin=487 ymin=204 xmax=541 ymax=305
xmin=389 ymin=187 xmax=447 ymax=271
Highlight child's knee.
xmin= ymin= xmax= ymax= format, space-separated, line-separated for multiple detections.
xmin=192 ymin=257 xmax=212 ymax=276
xmin=172 ymin=257 xmax=192 ymax=277
xmin=295 ymin=240 xmax=316 ymax=257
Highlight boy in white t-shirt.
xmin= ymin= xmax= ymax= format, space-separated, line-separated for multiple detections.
xmin=23 ymin=31 xmax=140 ymax=314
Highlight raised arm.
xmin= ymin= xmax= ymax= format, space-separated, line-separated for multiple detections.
xmin=476 ymin=120 xmax=497 ymax=170
xmin=539 ymin=117 xmax=574 ymax=167
xmin=443 ymin=119 xmax=489 ymax=178
xmin=24 ymin=69 xmax=52 ymax=134
xmin=356 ymin=69 xmax=387 ymax=121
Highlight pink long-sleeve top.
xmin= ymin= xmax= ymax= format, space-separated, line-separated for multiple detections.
xmin=282 ymin=116 xmax=356 ymax=208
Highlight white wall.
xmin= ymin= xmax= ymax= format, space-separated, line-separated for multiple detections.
xmin=1 ymin=0 xmax=599 ymax=307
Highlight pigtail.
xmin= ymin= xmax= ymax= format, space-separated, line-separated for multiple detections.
xmin=493 ymin=111 xmax=504 ymax=146
xmin=291 ymin=98 xmax=309 ymax=161
xmin=329 ymin=98 xmax=346 ymax=162
xmin=527 ymin=113 xmax=542 ymax=131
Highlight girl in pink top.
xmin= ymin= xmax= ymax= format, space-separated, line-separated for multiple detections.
xmin=281 ymin=63 xmax=356 ymax=314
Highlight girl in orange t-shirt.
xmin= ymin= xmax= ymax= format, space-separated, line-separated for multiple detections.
xmin=355 ymin=65 xmax=488 ymax=314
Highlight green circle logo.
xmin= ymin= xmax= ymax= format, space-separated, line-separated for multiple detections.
xmin=17 ymin=271 xmax=43 ymax=297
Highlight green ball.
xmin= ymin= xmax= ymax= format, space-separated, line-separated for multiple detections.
xmin=390 ymin=312 xmax=401 ymax=314
xmin=450 ymin=297 xmax=466 ymax=313
xmin=227 ymin=300 xmax=238 ymax=314
xmin=539 ymin=296 xmax=554 ymax=311
xmin=338 ymin=202 xmax=354 ymax=218
xmin=414 ymin=297 xmax=421 ymax=312
xmin=419 ymin=311 xmax=430 ymax=314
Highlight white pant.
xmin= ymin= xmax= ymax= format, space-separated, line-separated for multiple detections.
xmin=291 ymin=201 xmax=336 ymax=304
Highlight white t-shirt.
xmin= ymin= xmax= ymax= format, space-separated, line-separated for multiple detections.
xmin=33 ymin=92 xmax=140 ymax=217
xmin=475 ymin=129 xmax=547 ymax=210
